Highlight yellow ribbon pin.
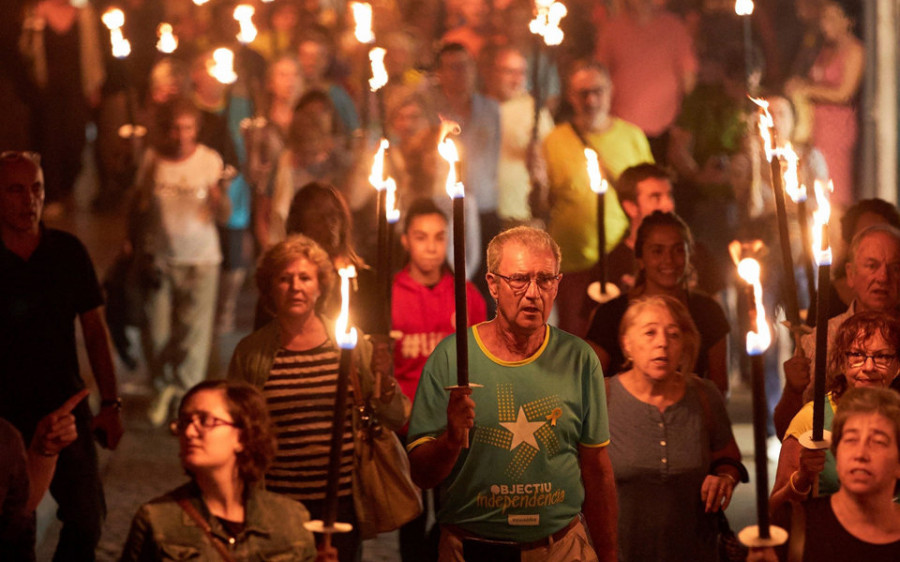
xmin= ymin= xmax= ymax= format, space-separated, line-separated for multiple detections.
xmin=546 ymin=408 xmax=563 ymax=426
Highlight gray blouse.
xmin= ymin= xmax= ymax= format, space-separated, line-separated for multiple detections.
xmin=606 ymin=375 xmax=734 ymax=562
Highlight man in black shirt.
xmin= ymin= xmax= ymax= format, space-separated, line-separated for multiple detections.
xmin=0 ymin=151 xmax=123 ymax=560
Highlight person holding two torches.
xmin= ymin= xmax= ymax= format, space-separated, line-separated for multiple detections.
xmin=228 ymin=235 xmax=408 ymax=562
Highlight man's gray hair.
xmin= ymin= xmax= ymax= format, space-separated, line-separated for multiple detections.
xmin=486 ymin=226 xmax=561 ymax=274
xmin=849 ymin=223 xmax=900 ymax=263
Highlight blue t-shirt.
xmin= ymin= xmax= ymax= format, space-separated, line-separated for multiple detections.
xmin=407 ymin=324 xmax=609 ymax=541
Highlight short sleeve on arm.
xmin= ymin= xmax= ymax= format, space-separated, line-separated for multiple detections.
xmin=406 ymin=339 xmax=455 ymax=452
xmin=63 ymin=234 xmax=104 ymax=315
xmin=579 ymin=359 xmax=610 ymax=447
xmin=784 ymin=401 xmax=815 ymax=442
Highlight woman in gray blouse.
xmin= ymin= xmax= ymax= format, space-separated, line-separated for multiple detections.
xmin=605 ymin=295 xmax=743 ymax=561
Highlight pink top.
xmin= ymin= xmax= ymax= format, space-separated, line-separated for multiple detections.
xmin=809 ymin=45 xmax=858 ymax=206
xmin=596 ymin=11 xmax=697 ymax=136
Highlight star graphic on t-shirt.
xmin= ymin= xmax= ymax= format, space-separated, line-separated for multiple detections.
xmin=499 ymin=406 xmax=545 ymax=451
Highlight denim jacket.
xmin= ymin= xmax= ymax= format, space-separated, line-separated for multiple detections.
xmin=119 ymin=482 xmax=316 ymax=561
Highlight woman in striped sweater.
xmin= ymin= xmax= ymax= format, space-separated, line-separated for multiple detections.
xmin=228 ymin=235 xmax=409 ymax=562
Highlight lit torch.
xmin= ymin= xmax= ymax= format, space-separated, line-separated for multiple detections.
xmin=350 ymin=2 xmax=375 ymax=44
xmin=438 ymin=125 xmax=469 ymax=392
xmin=750 ymin=96 xmax=802 ymax=339
xmin=156 ymin=23 xmax=178 ymax=54
xmin=735 ymin=0 xmax=755 ymax=91
xmin=780 ymin=143 xmax=817 ymax=313
xmin=809 ymin=179 xmax=834 ymax=443
xmin=585 ymin=148 xmax=611 ymax=298
xmin=102 ymin=8 xmax=131 ymax=59
xmin=368 ymin=138 xmax=394 ymax=335
xmin=234 ymin=4 xmax=258 ymax=45
xmin=207 ymin=48 xmax=238 ymax=85
xmin=735 ymin=255 xmax=787 ymax=548
xmin=308 ymin=264 xmax=356 ymax=548
xmin=528 ymin=1 xmax=567 ymax=157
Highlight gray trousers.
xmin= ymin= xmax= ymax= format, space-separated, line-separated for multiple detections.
xmin=141 ymin=263 xmax=219 ymax=393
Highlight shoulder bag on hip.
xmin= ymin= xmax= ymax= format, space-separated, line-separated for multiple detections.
xmin=348 ymin=363 xmax=423 ymax=538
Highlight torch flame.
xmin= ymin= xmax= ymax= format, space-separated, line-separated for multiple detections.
xmin=812 ymin=180 xmax=833 ymax=266
xmin=779 ymin=142 xmax=806 ymax=203
xmin=735 ymin=0 xmax=755 ymax=16
xmin=385 ymin=177 xmax=400 ymax=224
xmin=207 ymin=48 xmax=238 ymax=85
xmin=192 ymin=0 xmax=210 ymax=5
xmin=156 ymin=23 xmax=178 ymax=54
xmin=368 ymin=138 xmax=389 ymax=192
xmin=530 ymin=0 xmax=568 ymax=46
xmin=368 ymin=47 xmax=388 ymax=92
xmin=335 ymin=266 xmax=359 ymax=349
xmin=584 ymin=148 xmax=608 ymax=195
xmin=438 ymin=132 xmax=464 ymax=199
xmin=749 ymin=96 xmax=775 ymax=162
xmin=101 ymin=8 xmax=125 ymax=29
xmin=737 ymin=258 xmax=771 ymax=354
xmin=234 ymin=4 xmax=258 ymax=44
xmin=350 ymin=2 xmax=375 ymax=44
xmin=102 ymin=8 xmax=131 ymax=59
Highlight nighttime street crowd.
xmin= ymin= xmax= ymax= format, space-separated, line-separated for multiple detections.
xmin=3 ymin=0 xmax=900 ymax=561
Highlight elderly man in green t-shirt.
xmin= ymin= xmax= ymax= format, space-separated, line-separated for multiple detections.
xmin=407 ymin=226 xmax=617 ymax=561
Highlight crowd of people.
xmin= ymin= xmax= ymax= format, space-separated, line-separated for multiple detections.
xmin=2 ymin=0 xmax=900 ymax=561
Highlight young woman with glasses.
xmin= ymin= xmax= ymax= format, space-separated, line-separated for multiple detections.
xmin=120 ymin=380 xmax=318 ymax=561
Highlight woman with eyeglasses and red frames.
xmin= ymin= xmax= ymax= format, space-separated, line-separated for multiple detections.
xmin=120 ymin=380 xmax=318 ymax=561
xmin=769 ymin=311 xmax=900 ymax=517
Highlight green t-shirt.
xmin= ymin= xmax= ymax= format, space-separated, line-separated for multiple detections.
xmin=407 ymin=324 xmax=609 ymax=541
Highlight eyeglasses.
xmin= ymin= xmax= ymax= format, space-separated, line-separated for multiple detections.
xmin=493 ymin=272 xmax=562 ymax=293
xmin=170 ymin=412 xmax=239 ymax=435
xmin=845 ymin=351 xmax=898 ymax=369
xmin=0 ymin=151 xmax=41 ymax=165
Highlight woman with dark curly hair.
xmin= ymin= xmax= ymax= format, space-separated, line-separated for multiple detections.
xmin=120 ymin=380 xmax=317 ymax=561
xmin=770 ymin=311 xmax=900 ymax=515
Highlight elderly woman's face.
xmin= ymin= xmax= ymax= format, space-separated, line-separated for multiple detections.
xmin=844 ymin=331 xmax=900 ymax=390
xmin=835 ymin=412 xmax=900 ymax=497
xmin=272 ymin=258 xmax=322 ymax=319
xmin=623 ymin=305 xmax=685 ymax=381
xmin=177 ymin=389 xmax=242 ymax=476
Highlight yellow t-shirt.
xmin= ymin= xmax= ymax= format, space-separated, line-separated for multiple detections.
xmin=543 ymin=119 xmax=653 ymax=273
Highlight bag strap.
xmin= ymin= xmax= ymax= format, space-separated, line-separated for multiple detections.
xmin=176 ymin=498 xmax=237 ymax=562
xmin=691 ymin=376 xmax=751 ymax=483
xmin=347 ymin=354 xmax=364 ymax=408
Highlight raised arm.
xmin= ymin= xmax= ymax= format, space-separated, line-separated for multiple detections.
xmin=407 ymin=387 xmax=473 ymax=490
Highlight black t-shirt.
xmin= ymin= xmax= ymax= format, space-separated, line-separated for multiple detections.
xmin=608 ymin=241 xmax=636 ymax=292
xmin=0 ymin=227 xmax=103 ymax=437
xmin=585 ymin=292 xmax=729 ymax=378
xmin=801 ymin=496 xmax=900 ymax=561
